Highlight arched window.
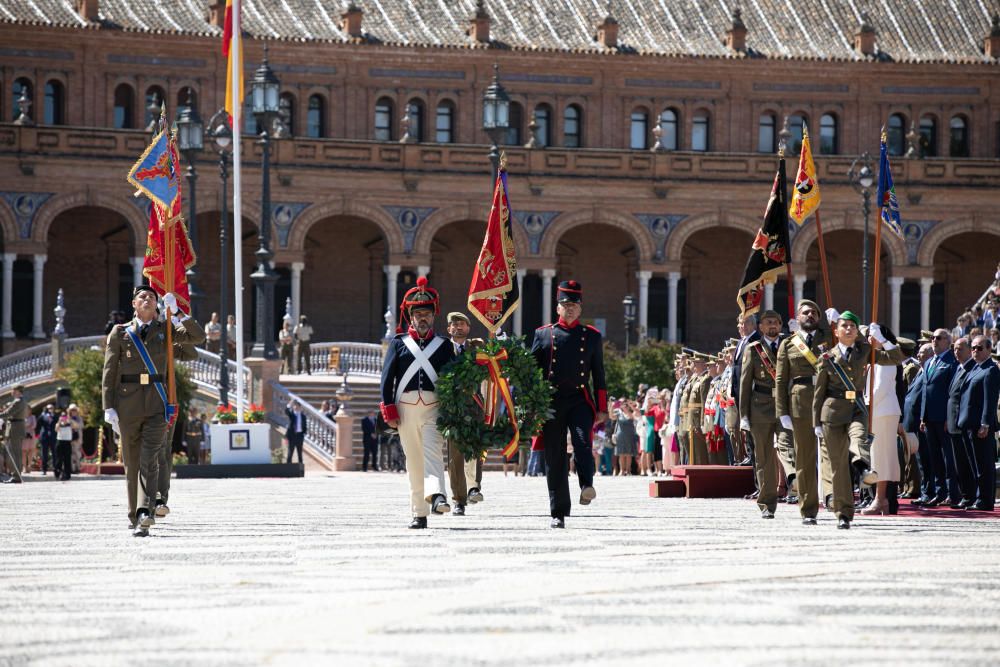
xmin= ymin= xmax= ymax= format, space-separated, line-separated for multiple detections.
xmin=279 ymin=92 xmax=296 ymax=136
xmin=144 ymin=86 xmax=166 ymax=129
xmin=758 ymin=113 xmax=777 ymax=153
xmin=949 ymin=115 xmax=969 ymax=157
xmin=787 ymin=113 xmax=806 ymax=155
xmin=435 ymin=100 xmax=455 ymax=143
xmin=919 ymin=115 xmax=937 ymax=157
xmin=630 ymin=108 xmax=649 ymax=150
xmin=113 ymin=84 xmax=134 ymax=129
xmin=306 ymin=94 xmax=325 ymax=138
xmin=659 ymin=108 xmax=678 ymax=150
xmin=533 ymin=104 xmax=552 ymax=147
xmin=819 ymin=113 xmax=837 ymax=155
xmin=691 ymin=110 xmax=710 ymax=151
xmin=563 ymin=104 xmax=582 ymax=148
xmin=12 ymin=78 xmax=32 ymax=122
xmin=374 ymin=97 xmax=394 ymax=141
xmin=43 ymin=80 xmax=65 ymax=125
xmin=887 ymin=113 xmax=906 ymax=156
xmin=504 ymin=102 xmax=523 ymax=145
xmin=176 ymin=86 xmax=197 ymax=118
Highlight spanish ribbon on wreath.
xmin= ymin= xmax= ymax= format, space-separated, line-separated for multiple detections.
xmin=474 ymin=348 xmax=520 ymax=459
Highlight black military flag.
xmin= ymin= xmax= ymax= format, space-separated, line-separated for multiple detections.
xmin=737 ymin=157 xmax=791 ymax=318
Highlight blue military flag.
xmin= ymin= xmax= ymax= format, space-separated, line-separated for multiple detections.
xmin=877 ymin=133 xmax=904 ymax=240
xmin=126 ymin=121 xmax=180 ymax=212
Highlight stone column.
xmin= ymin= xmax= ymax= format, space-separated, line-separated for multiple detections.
xmin=417 ymin=265 xmax=430 ymax=279
xmin=763 ymin=282 xmax=774 ymax=312
xmin=541 ymin=268 xmax=556 ymax=324
xmin=334 ymin=405 xmax=356 ymax=471
xmin=31 ymin=254 xmax=46 ymax=339
xmin=793 ymin=274 xmax=807 ymax=307
xmin=2 ymin=253 xmax=15 ymax=338
xmin=920 ymin=277 xmax=934 ymax=333
xmin=888 ymin=276 xmax=904 ymax=334
xmin=513 ymin=268 xmax=526 ymax=337
xmin=290 ymin=261 xmax=305 ymax=322
xmin=636 ymin=270 xmax=651 ymax=342
xmin=385 ymin=264 xmax=400 ymax=322
xmin=667 ymin=271 xmax=680 ymax=344
xmin=130 ymin=256 xmax=144 ymax=288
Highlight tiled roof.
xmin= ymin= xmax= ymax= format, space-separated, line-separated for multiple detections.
xmin=1 ymin=0 xmax=998 ymax=64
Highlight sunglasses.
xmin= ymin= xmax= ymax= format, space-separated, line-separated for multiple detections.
xmin=972 ymin=345 xmax=987 ymax=352
xmin=933 ymin=335 xmax=947 ymax=340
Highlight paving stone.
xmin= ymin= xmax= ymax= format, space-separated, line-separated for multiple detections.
xmin=1 ymin=471 xmax=1000 ymax=665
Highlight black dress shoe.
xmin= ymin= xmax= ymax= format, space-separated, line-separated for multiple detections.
xmin=736 ymin=457 xmax=752 ymax=466
xmin=837 ymin=517 xmax=851 ymax=529
xmin=408 ymin=516 xmax=428 ymax=529
xmin=750 ymin=490 xmax=759 ymax=500
xmin=430 ymin=494 xmax=451 ymax=514
xmin=550 ymin=517 xmax=565 ymax=529
xmin=824 ymin=495 xmax=834 ymax=512
xmin=761 ymin=509 xmax=775 ymax=519
xmin=924 ymin=495 xmax=948 ymax=507
xmin=959 ymin=498 xmax=977 ymax=509
xmin=802 ymin=517 xmax=817 ymax=525
xmin=949 ymin=501 xmax=965 ymax=509
xmin=911 ymin=496 xmax=931 ymax=506
xmin=785 ymin=494 xmax=798 ymax=505
xmin=452 ymin=503 xmax=466 ymax=516
xmin=972 ymin=502 xmax=994 ymax=511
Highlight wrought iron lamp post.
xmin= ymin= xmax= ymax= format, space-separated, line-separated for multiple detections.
xmin=481 ymin=63 xmax=511 ymax=188
xmin=848 ymin=154 xmax=875 ymax=318
xmin=175 ymin=91 xmax=204 ymax=320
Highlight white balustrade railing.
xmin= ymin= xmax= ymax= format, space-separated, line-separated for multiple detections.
xmin=306 ymin=342 xmax=383 ymax=377
xmin=268 ymin=381 xmax=337 ymax=464
xmin=183 ymin=348 xmax=251 ymax=408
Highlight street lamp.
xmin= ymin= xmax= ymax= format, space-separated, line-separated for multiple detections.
xmin=209 ymin=108 xmax=232 ymax=406
xmin=481 ymin=63 xmax=511 ymax=187
xmin=848 ymin=153 xmax=875 ymax=318
xmin=623 ymin=295 xmax=637 ymax=354
xmin=175 ymin=89 xmax=204 ymax=320
xmin=249 ymin=44 xmax=281 ymax=360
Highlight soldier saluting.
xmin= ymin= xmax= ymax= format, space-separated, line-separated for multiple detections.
xmin=531 ymin=280 xmax=607 ymax=529
xmin=102 ymin=286 xmax=204 ymax=536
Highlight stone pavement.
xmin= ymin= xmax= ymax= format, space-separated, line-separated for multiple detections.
xmin=2 ymin=471 xmax=1000 ymax=666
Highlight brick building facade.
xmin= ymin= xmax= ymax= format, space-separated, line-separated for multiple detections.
xmin=1 ymin=0 xmax=1000 ymax=351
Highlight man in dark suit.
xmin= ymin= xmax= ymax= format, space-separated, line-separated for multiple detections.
xmin=361 ymin=409 xmax=379 ymax=472
xmin=902 ymin=344 xmax=933 ymax=501
xmin=941 ymin=336 xmax=977 ymax=507
xmin=958 ymin=335 xmax=1000 ymax=511
xmin=285 ymin=401 xmax=307 ymax=464
xmin=731 ymin=313 xmax=759 ymax=467
xmin=918 ymin=329 xmax=960 ymax=506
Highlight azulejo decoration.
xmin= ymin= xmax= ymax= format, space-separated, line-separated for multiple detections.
xmin=382 ymin=206 xmax=436 ymax=253
xmin=513 ymin=211 xmax=560 ymax=255
xmin=272 ymin=202 xmax=310 ymax=248
xmin=636 ymin=213 xmax=686 ymax=262
xmin=0 ymin=192 xmax=53 ymax=239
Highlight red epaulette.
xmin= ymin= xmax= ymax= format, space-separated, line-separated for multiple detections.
xmin=585 ymin=325 xmax=601 ymax=334
xmin=537 ymin=324 xmax=553 ymax=331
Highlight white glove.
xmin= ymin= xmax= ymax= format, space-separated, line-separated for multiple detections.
xmin=825 ymin=308 xmax=840 ymax=324
xmin=787 ymin=320 xmax=800 ymax=333
xmin=104 ymin=409 xmax=121 ymax=436
xmin=868 ymin=322 xmax=885 ymax=343
xmin=740 ymin=417 xmax=751 ymax=431
xmin=780 ymin=415 xmax=793 ymax=430
xmin=162 ymin=292 xmax=178 ymax=314
xmin=813 ymin=426 xmax=824 ymax=440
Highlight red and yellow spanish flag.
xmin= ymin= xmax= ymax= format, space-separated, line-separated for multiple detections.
xmin=222 ymin=0 xmax=243 ymax=122
xmin=467 ymin=168 xmax=520 ymax=335
xmin=788 ymin=123 xmax=821 ymax=225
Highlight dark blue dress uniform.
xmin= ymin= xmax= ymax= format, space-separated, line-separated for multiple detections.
xmin=531 ymin=293 xmax=607 ymax=520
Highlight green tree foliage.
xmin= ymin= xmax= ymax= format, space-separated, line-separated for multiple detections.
xmin=59 ymin=348 xmax=194 ymax=427
xmin=603 ymin=340 xmax=680 ymax=399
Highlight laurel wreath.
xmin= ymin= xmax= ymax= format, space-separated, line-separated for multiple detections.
xmin=435 ymin=337 xmax=553 ymax=462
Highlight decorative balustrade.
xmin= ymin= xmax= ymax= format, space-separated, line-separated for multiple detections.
xmin=268 ymin=381 xmax=337 ymax=464
xmin=184 ymin=348 xmax=251 ymax=407
xmin=0 ymin=343 xmax=54 ymax=389
xmin=307 ymin=342 xmax=383 ymax=377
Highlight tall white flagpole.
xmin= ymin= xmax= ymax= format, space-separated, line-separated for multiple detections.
xmin=231 ymin=0 xmax=245 ymax=423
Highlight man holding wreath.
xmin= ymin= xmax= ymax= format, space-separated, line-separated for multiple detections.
xmin=380 ymin=277 xmax=455 ymax=529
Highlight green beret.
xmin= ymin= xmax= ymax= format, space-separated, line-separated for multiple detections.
xmin=839 ymin=311 xmax=861 ymax=327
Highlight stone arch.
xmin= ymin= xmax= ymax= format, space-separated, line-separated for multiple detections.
xmin=413 ymin=203 xmax=529 ymax=258
xmin=286 ymin=198 xmax=402 ymax=255
xmin=0 ymin=198 xmax=20 ymax=244
xmin=540 ymin=208 xmax=655 ymax=262
xmin=32 ymin=191 xmax=147 ymax=249
xmin=791 ymin=213 xmax=907 ymax=267
xmin=664 ymin=211 xmax=759 ymax=262
xmin=918 ymin=216 xmax=1000 ymax=266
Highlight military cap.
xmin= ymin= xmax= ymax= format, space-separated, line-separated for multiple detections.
xmin=556 ymin=280 xmax=583 ymax=303
xmin=839 ymin=310 xmax=861 ymax=326
xmin=797 ymin=299 xmax=821 ymax=313
xmin=758 ymin=309 xmax=783 ymax=323
xmin=897 ymin=337 xmax=916 ymax=354
xmin=447 ymin=312 xmax=470 ymax=324
xmin=132 ymin=284 xmax=157 ymax=298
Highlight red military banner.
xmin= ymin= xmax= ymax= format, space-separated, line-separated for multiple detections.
xmin=468 ymin=169 xmax=519 ymax=336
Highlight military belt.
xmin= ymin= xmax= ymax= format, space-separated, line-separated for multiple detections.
xmin=7 ymin=419 xmax=23 ymax=422
xmin=121 ymin=373 xmax=164 ymax=384
xmin=825 ymin=388 xmax=856 ymax=401
xmin=752 ymin=385 xmax=774 ymax=395
xmin=791 ymin=377 xmax=814 ymax=386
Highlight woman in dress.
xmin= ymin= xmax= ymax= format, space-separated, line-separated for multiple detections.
xmin=612 ymin=401 xmax=638 ymax=476
xmin=862 ymin=326 xmax=903 ymax=515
